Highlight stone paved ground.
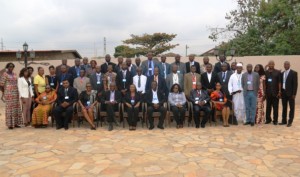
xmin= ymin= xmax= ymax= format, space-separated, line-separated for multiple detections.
xmin=0 ymin=106 xmax=299 ymax=177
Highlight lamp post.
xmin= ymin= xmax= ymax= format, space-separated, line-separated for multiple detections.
xmin=214 ymin=47 xmax=236 ymax=62
xmin=16 ymin=43 xmax=50 ymax=67
xmin=23 ymin=42 xmax=28 ymax=69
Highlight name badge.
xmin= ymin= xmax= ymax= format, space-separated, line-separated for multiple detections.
xmin=195 ymin=97 xmax=199 ymax=101
xmin=223 ymin=79 xmax=225 ymax=82
xmin=195 ymin=101 xmax=199 ymax=104
xmin=247 ymin=81 xmax=251 ymax=85
xmin=110 ymin=99 xmax=114 ymax=102
xmin=153 ymin=97 xmax=158 ymax=101
xmin=219 ymin=98 xmax=223 ymax=102
xmin=177 ymin=71 xmax=180 ymax=74
xmin=87 ymin=101 xmax=91 ymax=105
xmin=192 ymin=82 xmax=196 ymax=85
xmin=149 ymin=68 xmax=152 ymax=71
xmin=50 ymin=83 xmax=54 ymax=86
xmin=43 ymin=96 xmax=47 ymax=100
xmin=131 ymin=100 xmax=135 ymax=104
xmin=122 ymin=79 xmax=126 ymax=82
xmin=97 ymin=81 xmax=101 ymax=84
xmin=65 ymin=96 xmax=69 ymax=99
xmin=268 ymin=78 xmax=272 ymax=82
xmin=60 ymin=82 xmax=63 ymax=85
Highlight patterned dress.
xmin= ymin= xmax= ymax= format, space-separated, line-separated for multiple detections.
xmin=0 ymin=72 xmax=23 ymax=127
xmin=210 ymin=91 xmax=227 ymax=111
xmin=32 ymin=90 xmax=57 ymax=126
xmin=255 ymin=75 xmax=266 ymax=124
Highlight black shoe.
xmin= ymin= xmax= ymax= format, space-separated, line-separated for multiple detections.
xmin=157 ymin=125 xmax=164 ymax=130
xmin=273 ymin=122 xmax=278 ymax=125
xmin=15 ymin=125 xmax=21 ymax=128
xmin=56 ymin=126 xmax=63 ymax=130
xmin=200 ymin=124 xmax=205 ymax=128
xmin=287 ymin=123 xmax=292 ymax=127
xmin=251 ymin=123 xmax=254 ymax=126
xmin=114 ymin=121 xmax=119 ymax=127
xmin=265 ymin=121 xmax=271 ymax=124
xmin=108 ymin=124 xmax=113 ymax=131
xmin=149 ymin=125 xmax=154 ymax=130
xmin=279 ymin=122 xmax=287 ymax=125
xmin=243 ymin=122 xmax=250 ymax=125
xmin=196 ymin=125 xmax=200 ymax=128
xmin=91 ymin=127 xmax=96 ymax=130
xmin=64 ymin=127 xmax=68 ymax=130
xmin=8 ymin=127 xmax=13 ymax=130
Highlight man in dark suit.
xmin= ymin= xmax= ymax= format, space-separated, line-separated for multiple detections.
xmin=100 ymin=54 xmax=116 ymax=74
xmin=135 ymin=57 xmax=142 ymax=68
xmin=186 ymin=54 xmax=201 ymax=74
xmin=201 ymin=63 xmax=218 ymax=94
xmin=166 ymin=65 xmax=184 ymax=92
xmin=90 ymin=65 xmax=104 ymax=92
xmin=171 ymin=54 xmax=186 ymax=75
xmin=280 ymin=61 xmax=298 ymax=127
xmin=158 ymin=55 xmax=171 ymax=79
xmin=144 ymin=81 xmax=167 ymax=130
xmin=189 ymin=82 xmax=211 ymax=128
xmin=265 ymin=60 xmax=281 ymax=125
xmin=55 ymin=59 xmax=70 ymax=76
xmin=141 ymin=52 xmax=161 ymax=77
xmin=57 ymin=65 xmax=73 ymax=88
xmin=68 ymin=58 xmax=84 ymax=82
xmin=213 ymin=55 xmax=230 ymax=74
xmin=101 ymin=83 xmax=122 ymax=131
xmin=53 ymin=79 xmax=78 ymax=130
xmin=126 ymin=58 xmax=137 ymax=76
xmin=146 ymin=67 xmax=168 ymax=96
xmin=116 ymin=62 xmax=133 ymax=95
xmin=114 ymin=56 xmax=124 ymax=73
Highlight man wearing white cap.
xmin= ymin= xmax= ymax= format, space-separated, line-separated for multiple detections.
xmin=228 ymin=63 xmax=246 ymax=123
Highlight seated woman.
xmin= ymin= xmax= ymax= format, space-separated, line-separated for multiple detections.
xmin=32 ymin=85 xmax=57 ymax=128
xmin=124 ymin=84 xmax=141 ymax=131
xmin=210 ymin=82 xmax=230 ymax=127
xmin=78 ymin=83 xmax=97 ymax=130
xmin=168 ymin=84 xmax=186 ymax=128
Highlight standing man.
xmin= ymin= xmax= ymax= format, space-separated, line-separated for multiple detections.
xmin=214 ymin=55 xmax=230 ymax=74
xmin=159 ymin=55 xmax=171 ymax=79
xmin=90 ymin=65 xmax=104 ymax=92
xmin=166 ymin=65 xmax=184 ymax=92
xmin=265 ymin=60 xmax=281 ymax=125
xmin=228 ymin=63 xmax=246 ymax=123
xmin=116 ymin=63 xmax=132 ymax=95
xmin=280 ymin=61 xmax=298 ymax=127
xmin=146 ymin=67 xmax=168 ymax=96
xmin=201 ymin=56 xmax=213 ymax=74
xmin=141 ymin=52 xmax=160 ymax=77
xmin=135 ymin=57 xmax=142 ymax=68
xmin=57 ymin=65 xmax=73 ymax=88
xmin=171 ymin=54 xmax=186 ymax=75
xmin=53 ymin=79 xmax=78 ymax=130
xmin=231 ymin=62 xmax=237 ymax=73
xmin=68 ymin=58 xmax=84 ymax=81
xmin=101 ymin=54 xmax=116 ymax=74
xmin=184 ymin=65 xmax=201 ymax=98
xmin=114 ymin=56 xmax=124 ymax=73
xmin=126 ymin=58 xmax=137 ymax=76
xmin=73 ymin=69 xmax=90 ymax=94
xmin=82 ymin=57 xmax=91 ymax=71
xmin=186 ymin=54 xmax=200 ymax=74
xmin=56 ymin=59 xmax=70 ymax=76
xmin=201 ymin=63 xmax=218 ymax=95
xmin=133 ymin=67 xmax=147 ymax=95
xmin=242 ymin=64 xmax=260 ymax=126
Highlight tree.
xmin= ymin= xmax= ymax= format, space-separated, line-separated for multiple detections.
xmin=118 ymin=33 xmax=179 ymax=57
xmin=114 ymin=45 xmax=136 ymax=58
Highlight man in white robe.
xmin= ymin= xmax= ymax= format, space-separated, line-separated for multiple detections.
xmin=228 ymin=63 xmax=246 ymax=122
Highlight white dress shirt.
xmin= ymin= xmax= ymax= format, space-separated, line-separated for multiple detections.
xmin=207 ymin=72 xmax=212 ymax=83
xmin=173 ymin=73 xmax=179 ymax=84
xmin=283 ymin=69 xmax=290 ymax=90
xmin=152 ymin=90 xmax=159 ymax=104
xmin=133 ymin=74 xmax=147 ymax=93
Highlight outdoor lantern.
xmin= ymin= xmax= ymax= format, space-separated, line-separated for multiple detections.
xmin=23 ymin=42 xmax=28 ymax=52
xmin=16 ymin=50 xmax=21 ymax=59
xmin=230 ymin=48 xmax=236 ymax=57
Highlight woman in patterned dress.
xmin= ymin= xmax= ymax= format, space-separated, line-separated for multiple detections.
xmin=254 ymin=64 xmax=266 ymax=125
xmin=0 ymin=63 xmax=23 ymax=129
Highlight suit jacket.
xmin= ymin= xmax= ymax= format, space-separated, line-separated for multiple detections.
xmin=57 ymin=73 xmax=74 ymax=87
xmin=18 ymin=77 xmax=34 ymax=98
xmin=186 ymin=62 xmax=201 ymax=74
xmin=184 ymin=72 xmax=201 ymax=97
xmin=73 ymin=77 xmax=91 ymax=94
xmin=89 ymin=73 xmax=105 ymax=92
xmin=201 ymin=72 xmax=218 ymax=90
xmin=217 ymin=71 xmax=233 ymax=96
xmin=141 ymin=59 xmax=161 ymax=76
xmin=241 ymin=72 xmax=260 ymax=95
xmin=281 ymin=69 xmax=298 ymax=97
xmin=166 ymin=73 xmax=184 ymax=92
xmin=146 ymin=75 xmax=168 ymax=96
xmin=68 ymin=65 xmax=84 ymax=81
xmin=123 ymin=92 xmax=142 ymax=107
xmin=189 ymin=89 xmax=210 ymax=107
xmin=100 ymin=62 xmax=116 ymax=74
xmin=55 ymin=64 xmax=70 ymax=76
xmin=128 ymin=64 xmax=137 ymax=77
xmin=171 ymin=62 xmax=186 ymax=75
xmin=213 ymin=62 xmax=230 ymax=74
xmin=265 ymin=69 xmax=281 ymax=97
xmin=158 ymin=62 xmax=171 ymax=79
xmin=116 ymin=70 xmax=133 ymax=91
xmin=56 ymin=86 xmax=78 ymax=106
xmin=100 ymin=90 xmax=122 ymax=104
xmin=144 ymin=90 xmax=166 ymax=107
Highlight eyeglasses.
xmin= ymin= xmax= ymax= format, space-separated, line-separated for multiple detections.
xmin=45 ymin=87 xmax=51 ymax=89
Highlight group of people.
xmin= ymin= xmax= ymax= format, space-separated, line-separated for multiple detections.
xmin=0 ymin=53 xmax=297 ymax=131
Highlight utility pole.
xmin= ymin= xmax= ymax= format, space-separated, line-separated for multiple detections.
xmin=185 ymin=45 xmax=189 ymax=57
xmin=1 ymin=38 xmax=4 ymax=51
xmin=103 ymin=37 xmax=106 ymax=56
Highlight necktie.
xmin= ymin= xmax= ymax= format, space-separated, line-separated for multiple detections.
xmin=138 ymin=76 xmax=141 ymax=87
xmin=148 ymin=61 xmax=152 ymax=76
xmin=222 ymin=72 xmax=225 ymax=81
xmin=64 ymin=89 xmax=68 ymax=96
xmin=97 ymin=74 xmax=100 ymax=81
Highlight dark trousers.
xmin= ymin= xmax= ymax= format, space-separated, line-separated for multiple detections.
xmin=281 ymin=90 xmax=295 ymax=124
xmin=147 ymin=106 xmax=166 ymax=127
xmin=171 ymin=106 xmax=185 ymax=125
xmin=127 ymin=106 xmax=139 ymax=126
xmin=53 ymin=105 xmax=74 ymax=128
xmin=106 ymin=104 xmax=118 ymax=123
xmin=266 ymin=96 xmax=279 ymax=123
xmin=193 ymin=105 xmax=211 ymax=126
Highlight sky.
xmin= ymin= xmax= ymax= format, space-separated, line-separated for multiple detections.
xmin=0 ymin=0 xmax=236 ymax=57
